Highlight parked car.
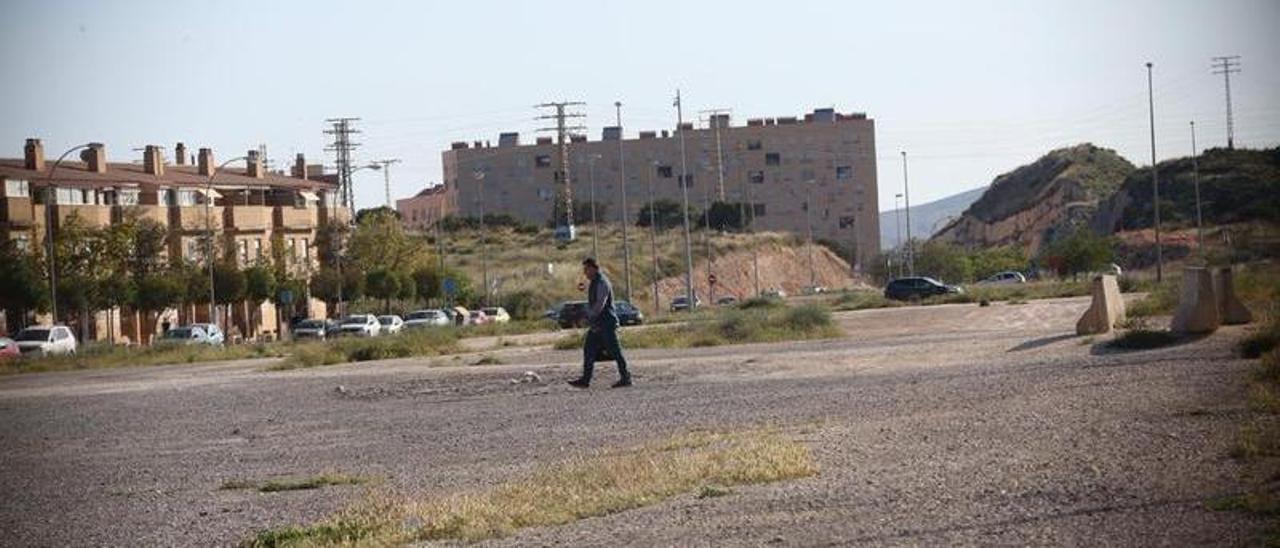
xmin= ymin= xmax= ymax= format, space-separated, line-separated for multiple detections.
xmin=978 ymin=271 xmax=1027 ymax=285
xmin=762 ymin=288 xmax=787 ymax=299
xmin=442 ymin=306 xmax=469 ymax=326
xmin=468 ymin=309 xmax=491 ymax=325
xmin=338 ymin=314 xmax=381 ymax=337
xmin=0 ymin=337 xmax=20 ymax=360
xmin=404 ymin=309 xmax=450 ymax=329
xmin=14 ymin=325 xmax=77 ymax=357
xmin=292 ymin=319 xmax=332 ymax=341
xmin=557 ymin=301 xmax=589 ymax=328
xmin=669 ymin=294 xmax=702 ymax=312
xmin=378 ymin=315 xmax=405 ymax=335
xmin=188 ymin=323 xmax=226 ymax=346
xmin=160 ymin=325 xmax=218 ymax=346
xmin=716 ymin=296 xmax=739 ymax=306
xmin=884 ymin=277 xmax=964 ymax=301
xmin=615 ymin=300 xmax=644 ymax=326
xmin=802 ymin=286 xmax=829 ymax=295
xmin=482 ymin=307 xmax=511 ymax=324
xmin=543 ymin=305 xmax=561 ymax=320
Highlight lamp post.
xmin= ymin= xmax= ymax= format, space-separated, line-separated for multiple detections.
xmin=206 ymin=156 xmax=249 ymax=332
xmin=674 ymin=89 xmax=695 ymax=309
xmin=587 ymin=154 xmax=601 ymax=258
xmin=41 ymin=143 xmax=99 ymax=325
xmin=894 ymin=193 xmax=903 ymax=277
xmin=1146 ymin=62 xmax=1163 ymax=283
xmin=474 ymin=168 xmax=490 ymax=306
xmin=615 ymin=101 xmax=633 ymax=302
xmin=901 ymin=151 xmax=914 ymax=276
xmin=647 ymin=160 xmax=661 ymax=314
xmin=1190 ymin=120 xmax=1205 ymax=261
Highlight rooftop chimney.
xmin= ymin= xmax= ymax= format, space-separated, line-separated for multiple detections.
xmin=198 ymin=148 xmax=214 ymax=176
xmin=291 ymin=153 xmax=308 ymax=180
xmin=80 ymin=143 xmax=107 ymax=173
xmin=23 ymin=138 xmax=45 ymax=171
xmin=143 ymin=145 xmax=165 ymax=176
xmin=174 ymin=142 xmax=187 ymax=165
xmin=246 ymin=150 xmax=264 ymax=178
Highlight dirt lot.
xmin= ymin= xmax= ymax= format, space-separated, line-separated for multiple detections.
xmin=0 ymin=297 xmax=1268 ymax=546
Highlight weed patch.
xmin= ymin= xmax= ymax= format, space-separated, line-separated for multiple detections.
xmin=554 ymin=304 xmax=841 ymax=351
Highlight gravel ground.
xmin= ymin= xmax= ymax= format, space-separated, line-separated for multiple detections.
xmin=0 ymin=296 xmax=1267 ymax=546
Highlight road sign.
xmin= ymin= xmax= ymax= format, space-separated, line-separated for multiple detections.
xmin=443 ymin=278 xmax=457 ymax=296
xmin=278 ymin=289 xmax=294 ymax=305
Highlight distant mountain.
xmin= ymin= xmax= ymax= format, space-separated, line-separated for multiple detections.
xmin=931 ymin=143 xmax=1134 ymax=254
xmin=879 ymin=186 xmax=987 ymax=250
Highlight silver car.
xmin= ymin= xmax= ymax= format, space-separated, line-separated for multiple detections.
xmin=14 ymin=325 xmax=77 ymax=357
xmin=404 ymin=309 xmax=450 ymax=329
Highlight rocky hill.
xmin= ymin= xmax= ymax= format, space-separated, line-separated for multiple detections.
xmin=1093 ymin=147 xmax=1280 ymax=233
xmin=879 ymin=186 xmax=987 ymax=250
xmin=931 ymin=144 xmax=1134 ymax=254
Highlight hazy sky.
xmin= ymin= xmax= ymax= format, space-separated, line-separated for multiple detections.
xmin=2 ymin=0 xmax=1277 ymax=212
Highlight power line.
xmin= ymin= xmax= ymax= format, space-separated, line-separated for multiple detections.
xmin=371 ymin=158 xmax=401 ymax=208
xmin=1212 ymin=55 xmax=1242 ymax=149
xmin=535 ymin=101 xmax=586 ymax=238
xmin=324 ymin=117 xmax=362 ymax=210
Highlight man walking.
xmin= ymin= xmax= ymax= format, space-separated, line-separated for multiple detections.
xmin=568 ymin=258 xmax=632 ymax=388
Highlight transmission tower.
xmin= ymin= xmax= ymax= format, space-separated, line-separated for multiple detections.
xmin=535 ymin=101 xmax=586 ymax=236
xmin=699 ymin=108 xmax=732 ymax=201
xmin=1211 ymin=56 xmax=1242 ymax=149
xmin=324 ymin=117 xmax=362 ymax=209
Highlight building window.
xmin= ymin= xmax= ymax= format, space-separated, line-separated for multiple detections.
xmin=752 ymin=203 xmax=767 ymax=217
xmin=54 ymin=187 xmax=90 ymax=205
xmin=4 ymin=179 xmax=30 ymax=198
xmin=765 ymin=153 xmax=781 ymax=166
xmin=839 ymin=215 xmax=856 ymax=229
xmin=253 ymin=239 xmax=263 ymax=261
xmin=185 ymin=238 xmax=200 ymax=262
xmin=289 ymin=238 xmax=298 ymax=261
xmin=657 ymin=165 xmax=674 ymax=179
xmin=13 ymin=233 xmax=30 ymax=251
xmin=535 ymin=155 xmax=552 ymax=168
xmin=116 ymin=188 xmax=141 ymax=205
xmin=679 ymin=174 xmax=694 ymax=187
xmin=800 ymin=168 xmax=815 ymax=182
xmin=238 ymin=240 xmax=249 ymax=265
xmin=749 ymin=171 xmax=765 ymax=184
xmin=176 ymin=190 xmax=200 ymax=207
xmin=159 ymin=188 xmax=175 ymax=206
xmin=746 ymin=139 xmax=762 ymax=151
xmin=537 ymin=188 xmax=553 ymax=200
xmin=301 ymin=238 xmax=310 ymax=264
xmin=836 ymin=166 xmax=853 ymax=180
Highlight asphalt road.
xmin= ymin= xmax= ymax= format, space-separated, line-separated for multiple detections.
xmin=0 ymin=296 xmax=1267 ymax=546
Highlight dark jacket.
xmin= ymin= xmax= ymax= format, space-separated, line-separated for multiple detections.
xmin=586 ymin=272 xmax=619 ymax=330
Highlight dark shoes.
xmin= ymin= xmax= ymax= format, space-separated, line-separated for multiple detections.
xmin=611 ymin=379 xmax=633 ymax=389
xmin=567 ymin=378 xmax=590 ymax=389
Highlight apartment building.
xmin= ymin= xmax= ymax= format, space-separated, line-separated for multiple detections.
xmin=395 ymin=185 xmax=449 ymax=231
xmin=0 ymin=139 xmax=345 ymax=343
xmin=431 ymin=107 xmax=880 ymax=270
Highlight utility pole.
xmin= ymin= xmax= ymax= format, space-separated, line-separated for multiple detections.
xmin=1211 ymin=56 xmax=1242 ymax=150
xmin=894 ymin=193 xmax=903 ymax=277
xmin=901 ymin=151 xmax=914 ymax=276
xmin=587 ymin=154 xmax=601 ymax=258
xmin=700 ymin=108 xmax=731 ymax=201
xmin=536 ymin=101 xmax=586 ymax=240
xmin=805 ymin=181 xmax=816 ymax=289
xmin=1147 ymin=62 xmax=1163 ymax=283
xmin=474 ymin=168 xmax=490 ymax=306
xmin=615 ymin=101 xmax=633 ymax=302
xmin=647 ymin=160 xmax=661 ymax=313
xmin=371 ymin=159 xmax=401 ymax=208
xmin=1191 ymin=121 xmax=1205 ymax=261
xmin=674 ymin=89 xmax=696 ymax=310
xmin=324 ymin=118 xmax=361 ymax=210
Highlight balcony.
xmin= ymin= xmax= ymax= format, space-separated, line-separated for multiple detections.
xmin=0 ymin=197 xmax=34 ymax=227
xmin=274 ymin=206 xmax=318 ymax=230
xmin=172 ymin=206 xmax=224 ymax=232
xmin=113 ymin=204 xmax=169 ymax=227
xmin=320 ymin=206 xmax=353 ymax=226
xmin=53 ymin=204 xmax=112 ymax=228
xmin=225 ymin=206 xmax=272 ymax=232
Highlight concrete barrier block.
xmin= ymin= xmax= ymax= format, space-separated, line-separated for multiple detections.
xmin=1171 ymin=267 xmax=1221 ymax=334
xmin=1076 ymin=274 xmax=1126 ymax=335
xmin=1215 ymin=267 xmax=1253 ymax=325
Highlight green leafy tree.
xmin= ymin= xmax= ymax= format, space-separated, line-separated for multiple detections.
xmin=365 ymin=268 xmax=401 ymax=313
xmin=412 ymin=267 xmax=443 ymax=305
xmin=0 ymin=242 xmax=48 ymax=327
xmin=213 ymin=263 xmax=246 ymax=306
xmin=913 ymin=241 xmax=974 ymax=284
xmin=1042 ymin=228 xmax=1115 ymax=280
xmin=636 ymin=199 xmax=697 ymax=231
xmin=309 ymin=268 xmax=343 ymax=316
xmin=701 ymin=201 xmax=751 ymax=231
xmin=970 ymin=245 xmax=1028 ymax=281
xmin=132 ymin=271 xmax=185 ymax=342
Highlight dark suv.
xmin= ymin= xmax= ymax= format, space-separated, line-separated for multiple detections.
xmin=557 ymin=301 xmax=589 ymax=328
xmin=616 ymin=300 xmax=644 ymax=326
xmin=884 ymin=277 xmax=963 ymax=301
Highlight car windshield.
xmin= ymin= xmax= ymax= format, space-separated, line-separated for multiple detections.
xmin=406 ymin=311 xmax=433 ymax=320
xmin=483 ymin=308 xmax=499 ymax=315
xmin=341 ymin=316 xmax=367 ymax=324
xmin=15 ymin=329 xmax=51 ymax=342
xmin=297 ymin=320 xmax=325 ymax=329
xmin=164 ymin=328 xmax=195 ymax=338
xmin=378 ymin=317 xmax=397 ymax=325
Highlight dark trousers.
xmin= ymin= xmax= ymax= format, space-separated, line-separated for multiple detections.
xmin=581 ymin=327 xmax=630 ymax=382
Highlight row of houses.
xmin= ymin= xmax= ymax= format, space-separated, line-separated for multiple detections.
xmin=0 ymin=138 xmax=347 ymax=344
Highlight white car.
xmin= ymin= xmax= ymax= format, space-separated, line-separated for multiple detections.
xmin=14 ymin=325 xmax=77 ymax=357
xmin=291 ymin=319 xmax=332 ymax=341
xmin=188 ymin=323 xmax=226 ymax=345
xmin=979 ymin=271 xmax=1027 ymax=285
xmin=377 ymin=315 xmax=404 ymax=335
xmin=482 ymin=307 xmax=511 ymax=324
xmin=338 ymin=314 xmax=381 ymax=337
xmin=404 ymin=309 xmax=449 ymax=329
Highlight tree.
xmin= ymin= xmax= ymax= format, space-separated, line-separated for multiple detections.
xmin=913 ymin=241 xmax=974 ymax=284
xmin=132 ymin=271 xmax=185 ymax=343
xmin=365 ymin=268 xmax=401 ymax=313
xmin=355 ymin=206 xmax=401 ymax=224
xmin=636 ymin=199 xmax=697 ymax=231
xmin=0 ymin=242 xmax=48 ymax=328
xmin=412 ymin=267 xmax=443 ymax=305
xmin=213 ymin=263 xmax=246 ymax=306
xmin=1042 ymin=228 xmax=1115 ymax=280
xmin=701 ymin=201 xmax=751 ymax=231
xmin=309 ymin=268 xmax=343 ymax=315
xmin=242 ymin=265 xmax=275 ymax=337
xmin=347 ymin=208 xmax=429 ymax=273
xmin=970 ymin=246 xmax=1028 ymax=281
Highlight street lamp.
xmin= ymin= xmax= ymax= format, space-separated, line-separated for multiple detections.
xmin=894 ymin=193 xmax=903 ymax=277
xmin=1190 ymin=121 xmax=1205 ymax=261
xmin=615 ymin=101 xmax=633 ymax=302
xmin=587 ymin=153 xmax=601 ymax=258
xmin=647 ymin=160 xmax=661 ymax=314
xmin=674 ymin=89 xmax=695 ymax=310
xmin=1146 ymin=62 xmax=1163 ymax=282
xmin=901 ymin=151 xmax=914 ymax=276
xmin=41 ymin=143 xmax=100 ymax=325
xmin=473 ymin=168 xmax=490 ymax=306
xmin=206 ymin=156 xmax=249 ymax=332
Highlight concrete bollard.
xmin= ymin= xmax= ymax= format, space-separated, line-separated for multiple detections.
xmin=1215 ymin=267 xmax=1253 ymax=325
xmin=1171 ymin=267 xmax=1221 ymax=334
xmin=1076 ymin=274 xmax=1126 ymax=335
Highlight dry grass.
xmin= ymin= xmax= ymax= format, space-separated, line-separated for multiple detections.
xmin=2 ymin=341 xmax=290 ymax=376
xmin=553 ymin=304 xmax=841 ymax=351
xmin=244 ymin=428 xmax=817 ymax=546
xmin=271 ymin=329 xmax=462 ymax=370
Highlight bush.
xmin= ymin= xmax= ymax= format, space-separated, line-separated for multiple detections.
xmin=782 ymin=304 xmax=831 ymax=331
xmin=277 ymin=329 xmax=462 ymax=370
xmin=737 ymin=296 xmax=783 ymax=310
